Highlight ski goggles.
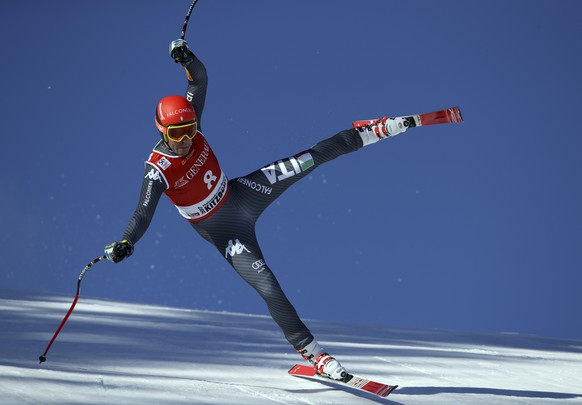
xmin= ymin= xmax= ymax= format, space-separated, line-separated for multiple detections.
xmin=162 ymin=120 xmax=198 ymax=142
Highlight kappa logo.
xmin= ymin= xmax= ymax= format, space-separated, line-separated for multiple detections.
xmin=225 ymin=239 xmax=251 ymax=258
xmin=145 ymin=168 xmax=163 ymax=182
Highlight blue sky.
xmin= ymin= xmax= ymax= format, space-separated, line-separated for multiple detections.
xmin=2 ymin=1 xmax=581 ymax=341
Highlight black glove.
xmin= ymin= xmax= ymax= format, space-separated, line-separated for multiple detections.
xmin=105 ymin=240 xmax=134 ymax=263
xmin=169 ymin=39 xmax=194 ymax=65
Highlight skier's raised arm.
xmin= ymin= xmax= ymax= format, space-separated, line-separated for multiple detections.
xmin=170 ymin=39 xmax=208 ymax=129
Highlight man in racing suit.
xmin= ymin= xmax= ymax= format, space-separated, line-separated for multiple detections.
xmin=105 ymin=39 xmax=408 ymax=380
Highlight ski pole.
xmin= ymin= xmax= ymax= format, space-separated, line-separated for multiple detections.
xmin=180 ymin=0 xmax=200 ymax=40
xmin=38 ymin=255 xmax=107 ymax=364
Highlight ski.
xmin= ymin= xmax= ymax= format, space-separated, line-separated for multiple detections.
xmin=353 ymin=106 xmax=464 ymax=130
xmin=288 ymin=364 xmax=398 ymax=398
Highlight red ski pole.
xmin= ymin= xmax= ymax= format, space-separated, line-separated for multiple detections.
xmin=38 ymin=255 xmax=107 ymax=364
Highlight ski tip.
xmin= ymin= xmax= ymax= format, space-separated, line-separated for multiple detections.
xmin=452 ymin=106 xmax=464 ymax=123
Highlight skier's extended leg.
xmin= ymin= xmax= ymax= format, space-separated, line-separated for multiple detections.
xmin=192 ymin=209 xmax=315 ymax=350
xmin=232 ymin=128 xmax=363 ymax=218
xmin=198 ymin=213 xmax=348 ymax=380
xmin=232 ymin=119 xmax=407 ymax=218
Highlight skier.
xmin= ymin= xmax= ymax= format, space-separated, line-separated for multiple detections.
xmin=105 ymin=40 xmax=408 ymax=381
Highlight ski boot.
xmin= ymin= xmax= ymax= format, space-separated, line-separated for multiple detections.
xmin=353 ymin=116 xmax=409 ymax=146
xmin=297 ymin=340 xmax=348 ymax=381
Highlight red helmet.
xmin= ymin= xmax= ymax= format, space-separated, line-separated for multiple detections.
xmin=154 ymin=95 xmax=196 ymax=133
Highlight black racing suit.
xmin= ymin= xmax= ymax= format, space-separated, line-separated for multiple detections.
xmin=122 ymin=52 xmax=364 ymax=351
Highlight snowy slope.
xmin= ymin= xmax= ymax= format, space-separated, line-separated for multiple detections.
xmin=1 ymin=290 xmax=581 ymax=405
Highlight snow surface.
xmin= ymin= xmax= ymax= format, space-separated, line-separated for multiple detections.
xmin=1 ymin=289 xmax=581 ymax=405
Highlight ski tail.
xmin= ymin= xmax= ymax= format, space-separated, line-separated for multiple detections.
xmin=289 ymin=363 xmax=398 ymax=398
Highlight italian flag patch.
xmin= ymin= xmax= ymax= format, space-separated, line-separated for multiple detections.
xmin=295 ymin=151 xmax=314 ymax=171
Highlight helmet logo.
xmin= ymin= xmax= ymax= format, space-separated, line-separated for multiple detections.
xmin=166 ymin=108 xmax=193 ymax=116
xmin=163 ymin=108 xmax=194 ymax=124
